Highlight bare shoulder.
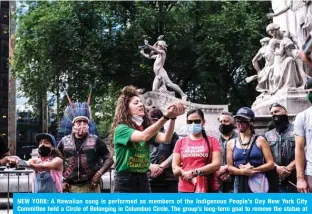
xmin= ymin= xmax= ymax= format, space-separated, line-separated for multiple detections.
xmin=256 ymin=136 xmax=269 ymax=148
xmin=227 ymin=139 xmax=235 ymax=150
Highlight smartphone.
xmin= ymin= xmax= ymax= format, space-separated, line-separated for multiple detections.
xmin=18 ymin=160 xmax=29 ymax=167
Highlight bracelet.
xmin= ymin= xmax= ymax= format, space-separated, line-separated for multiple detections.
xmin=163 ymin=115 xmax=170 ymax=120
xmin=171 ymin=117 xmax=177 ymax=120
xmin=96 ymin=171 xmax=103 ymax=176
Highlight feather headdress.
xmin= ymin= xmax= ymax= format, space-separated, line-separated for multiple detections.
xmin=57 ymin=86 xmax=98 ymax=142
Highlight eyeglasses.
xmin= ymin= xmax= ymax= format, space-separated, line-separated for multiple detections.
xmin=186 ymin=119 xmax=202 ymax=124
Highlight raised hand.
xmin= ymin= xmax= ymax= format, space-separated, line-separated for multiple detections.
xmin=144 ymin=39 xmax=149 ymax=46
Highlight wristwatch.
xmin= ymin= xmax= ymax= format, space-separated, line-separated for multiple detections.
xmin=197 ymin=170 xmax=204 ymax=176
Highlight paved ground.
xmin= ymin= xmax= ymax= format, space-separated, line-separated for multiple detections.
xmin=0 ymin=209 xmax=13 ymax=214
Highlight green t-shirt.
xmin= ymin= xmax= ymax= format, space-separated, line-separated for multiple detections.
xmin=114 ymin=124 xmax=150 ymax=173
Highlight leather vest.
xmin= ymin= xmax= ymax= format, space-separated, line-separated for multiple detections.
xmin=60 ymin=134 xmax=101 ymax=184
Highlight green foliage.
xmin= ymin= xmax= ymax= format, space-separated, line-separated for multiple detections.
xmin=12 ymin=1 xmax=271 ymax=135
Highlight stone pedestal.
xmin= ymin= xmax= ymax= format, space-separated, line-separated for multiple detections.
xmin=251 ymin=88 xmax=309 ymax=134
xmin=252 ymin=88 xmax=310 ymax=115
xmin=141 ymin=91 xmax=228 ymax=137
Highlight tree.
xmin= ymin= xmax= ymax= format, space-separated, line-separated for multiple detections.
xmin=12 ymin=1 xmax=271 ymax=135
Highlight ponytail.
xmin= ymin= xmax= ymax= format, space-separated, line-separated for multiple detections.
xmin=202 ymin=129 xmax=211 ymax=162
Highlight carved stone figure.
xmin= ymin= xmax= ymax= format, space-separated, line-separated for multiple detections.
xmin=250 ymin=37 xmax=274 ymax=94
xmin=270 ymin=38 xmax=304 ymax=94
xmin=140 ymin=36 xmax=187 ymax=100
xmin=267 ymin=0 xmax=312 ymax=48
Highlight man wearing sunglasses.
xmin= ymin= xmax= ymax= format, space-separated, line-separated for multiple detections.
xmin=295 ymin=78 xmax=312 ymax=193
xmin=265 ymin=103 xmax=297 ymax=192
xmin=217 ymin=111 xmax=237 ymax=193
xmin=147 ymin=108 xmax=179 ymax=193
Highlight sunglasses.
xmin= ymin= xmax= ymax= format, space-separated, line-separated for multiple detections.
xmin=186 ymin=119 xmax=202 ymax=124
xmin=235 ymin=120 xmax=249 ymax=124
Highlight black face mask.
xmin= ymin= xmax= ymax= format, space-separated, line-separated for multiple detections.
xmin=38 ymin=146 xmax=52 ymax=157
xmin=219 ymin=124 xmax=235 ymax=135
xmin=272 ymin=114 xmax=289 ymax=133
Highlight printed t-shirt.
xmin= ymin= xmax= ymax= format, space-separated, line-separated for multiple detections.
xmin=114 ymin=124 xmax=150 ymax=173
xmin=173 ymin=136 xmax=221 ymax=192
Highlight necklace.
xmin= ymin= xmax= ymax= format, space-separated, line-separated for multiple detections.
xmin=239 ymin=136 xmax=253 ymax=156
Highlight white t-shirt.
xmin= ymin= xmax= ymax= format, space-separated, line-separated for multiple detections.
xmin=294 ymin=107 xmax=312 ymax=175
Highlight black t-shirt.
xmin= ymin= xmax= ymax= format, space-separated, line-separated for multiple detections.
xmin=0 ymin=135 xmax=9 ymax=159
xmin=149 ymin=131 xmax=179 ymax=181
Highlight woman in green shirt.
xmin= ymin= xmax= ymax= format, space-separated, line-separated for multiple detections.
xmin=110 ymin=85 xmax=185 ymax=192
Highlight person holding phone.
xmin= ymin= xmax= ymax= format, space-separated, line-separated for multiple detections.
xmin=17 ymin=133 xmax=63 ymax=192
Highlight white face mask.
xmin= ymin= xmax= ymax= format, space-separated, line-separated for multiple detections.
xmin=132 ymin=115 xmax=144 ymax=126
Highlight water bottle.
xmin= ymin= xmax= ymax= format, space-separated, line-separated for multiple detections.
xmin=195 ymin=174 xmax=208 ymax=193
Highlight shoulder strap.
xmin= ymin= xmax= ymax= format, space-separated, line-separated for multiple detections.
xmin=244 ymin=135 xmax=258 ymax=165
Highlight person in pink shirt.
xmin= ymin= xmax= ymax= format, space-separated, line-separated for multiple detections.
xmin=172 ymin=109 xmax=222 ymax=193
xmin=15 ymin=133 xmax=63 ymax=193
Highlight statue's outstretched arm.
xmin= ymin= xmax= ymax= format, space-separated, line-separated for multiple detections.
xmin=267 ymin=4 xmax=290 ymax=18
xmin=140 ymin=50 xmax=157 ymax=59
xmin=144 ymin=40 xmax=165 ymax=55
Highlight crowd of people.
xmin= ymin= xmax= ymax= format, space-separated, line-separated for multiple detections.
xmin=1 ymin=80 xmax=312 ymax=194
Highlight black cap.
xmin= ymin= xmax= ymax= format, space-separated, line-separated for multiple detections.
xmin=234 ymin=107 xmax=255 ymax=120
xmin=269 ymin=103 xmax=287 ymax=111
xmin=35 ymin=133 xmax=56 ymax=146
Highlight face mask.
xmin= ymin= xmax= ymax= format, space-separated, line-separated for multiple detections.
xmin=187 ymin=123 xmax=202 ymax=134
xmin=72 ymin=122 xmax=89 ymax=137
xmin=272 ymin=114 xmax=289 ymax=133
xmin=219 ymin=124 xmax=234 ymax=135
xmin=237 ymin=123 xmax=250 ymax=133
xmin=132 ymin=115 xmax=144 ymax=126
xmin=38 ymin=146 xmax=52 ymax=157
xmin=307 ymin=93 xmax=312 ymax=103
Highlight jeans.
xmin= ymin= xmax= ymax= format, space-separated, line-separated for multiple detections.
xmin=113 ymin=171 xmax=151 ymax=193
xmin=279 ymin=184 xmax=297 ymax=193
xmin=150 ymin=180 xmax=178 ymax=193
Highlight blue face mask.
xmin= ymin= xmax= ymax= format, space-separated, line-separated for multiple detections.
xmin=187 ymin=123 xmax=202 ymax=134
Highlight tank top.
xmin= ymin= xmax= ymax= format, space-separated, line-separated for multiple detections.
xmin=233 ymin=138 xmax=264 ymax=168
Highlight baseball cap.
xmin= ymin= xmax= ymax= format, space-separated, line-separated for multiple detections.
xmin=234 ymin=107 xmax=255 ymax=121
xmin=269 ymin=103 xmax=287 ymax=111
xmin=35 ymin=133 xmax=57 ymax=147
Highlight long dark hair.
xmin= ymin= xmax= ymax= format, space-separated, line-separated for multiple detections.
xmin=187 ymin=109 xmax=211 ymax=161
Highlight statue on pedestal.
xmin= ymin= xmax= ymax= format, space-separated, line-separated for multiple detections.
xmin=249 ymin=37 xmax=274 ymax=95
xmin=140 ymin=35 xmax=187 ymax=100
